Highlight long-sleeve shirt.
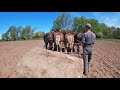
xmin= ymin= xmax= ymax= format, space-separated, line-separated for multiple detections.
xmin=81 ymin=31 xmax=96 ymax=46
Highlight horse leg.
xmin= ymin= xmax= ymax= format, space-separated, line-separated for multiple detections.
xmin=67 ymin=43 xmax=69 ymax=54
xmin=74 ymin=43 xmax=76 ymax=54
xmin=57 ymin=42 xmax=59 ymax=52
xmin=62 ymin=42 xmax=63 ymax=52
xmin=64 ymin=43 xmax=67 ymax=53
xmin=70 ymin=43 xmax=72 ymax=54
xmin=70 ymin=42 xmax=72 ymax=54
xmin=58 ymin=44 xmax=60 ymax=52
xmin=58 ymin=41 xmax=60 ymax=52
xmin=46 ymin=42 xmax=48 ymax=49
xmin=60 ymin=42 xmax=62 ymax=52
xmin=77 ymin=45 xmax=80 ymax=57
xmin=71 ymin=42 xmax=74 ymax=54
xmin=56 ymin=41 xmax=58 ymax=52
xmin=52 ymin=43 xmax=54 ymax=51
xmin=73 ymin=43 xmax=75 ymax=55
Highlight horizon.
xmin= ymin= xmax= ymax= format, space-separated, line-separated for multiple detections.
xmin=0 ymin=12 xmax=120 ymax=39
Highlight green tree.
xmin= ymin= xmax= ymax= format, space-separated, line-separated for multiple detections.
xmin=29 ymin=27 xmax=35 ymax=39
xmin=113 ymin=28 xmax=120 ymax=39
xmin=16 ymin=26 xmax=22 ymax=40
xmin=33 ymin=32 xmax=39 ymax=39
xmin=2 ymin=32 xmax=9 ymax=41
xmin=72 ymin=16 xmax=87 ymax=33
xmin=2 ymin=33 xmax=5 ymax=40
xmin=33 ymin=31 xmax=45 ymax=39
xmin=8 ymin=26 xmax=17 ymax=40
xmin=51 ymin=12 xmax=72 ymax=31
xmin=96 ymin=32 xmax=103 ymax=39
xmin=87 ymin=19 xmax=100 ymax=33
xmin=72 ymin=16 xmax=113 ymax=39
xmin=21 ymin=26 xmax=35 ymax=40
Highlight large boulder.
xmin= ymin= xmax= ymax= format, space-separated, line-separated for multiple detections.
xmin=11 ymin=47 xmax=83 ymax=78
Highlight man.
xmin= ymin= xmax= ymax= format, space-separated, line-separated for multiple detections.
xmin=81 ymin=23 xmax=96 ymax=76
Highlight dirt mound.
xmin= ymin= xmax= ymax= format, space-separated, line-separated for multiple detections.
xmin=10 ymin=47 xmax=83 ymax=78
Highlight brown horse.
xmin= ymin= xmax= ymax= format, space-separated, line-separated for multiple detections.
xmin=65 ymin=33 xmax=74 ymax=54
xmin=53 ymin=32 xmax=64 ymax=52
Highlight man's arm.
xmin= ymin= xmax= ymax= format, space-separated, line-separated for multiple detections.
xmin=81 ymin=34 xmax=86 ymax=45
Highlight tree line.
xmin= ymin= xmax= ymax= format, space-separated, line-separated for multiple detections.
xmin=1 ymin=13 xmax=120 ymax=41
xmin=51 ymin=13 xmax=120 ymax=39
xmin=2 ymin=26 xmax=45 ymax=41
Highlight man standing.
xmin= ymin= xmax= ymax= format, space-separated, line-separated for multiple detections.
xmin=81 ymin=23 xmax=96 ymax=76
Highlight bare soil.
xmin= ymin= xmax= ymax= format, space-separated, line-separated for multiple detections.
xmin=0 ymin=40 xmax=120 ymax=78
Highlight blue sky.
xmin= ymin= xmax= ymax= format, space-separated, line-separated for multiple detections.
xmin=0 ymin=12 xmax=120 ymax=39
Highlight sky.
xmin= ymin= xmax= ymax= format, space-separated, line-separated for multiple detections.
xmin=0 ymin=12 xmax=120 ymax=39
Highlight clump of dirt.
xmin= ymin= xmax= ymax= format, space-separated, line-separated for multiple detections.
xmin=10 ymin=47 xmax=83 ymax=78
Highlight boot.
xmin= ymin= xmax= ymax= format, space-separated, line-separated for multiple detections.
xmin=83 ymin=71 xmax=88 ymax=76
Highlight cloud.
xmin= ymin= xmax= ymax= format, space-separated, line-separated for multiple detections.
xmin=92 ymin=12 xmax=120 ymax=27
xmin=104 ymin=17 xmax=110 ymax=21
xmin=102 ymin=16 xmax=120 ymax=27
xmin=71 ymin=12 xmax=120 ymax=27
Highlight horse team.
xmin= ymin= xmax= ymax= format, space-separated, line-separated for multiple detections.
xmin=44 ymin=31 xmax=83 ymax=56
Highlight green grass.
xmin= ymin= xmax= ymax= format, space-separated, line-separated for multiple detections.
xmin=0 ymin=38 xmax=43 ymax=42
xmin=0 ymin=40 xmax=6 ymax=42
xmin=98 ymin=38 xmax=120 ymax=42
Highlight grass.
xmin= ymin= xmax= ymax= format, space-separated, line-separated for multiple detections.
xmin=98 ymin=38 xmax=120 ymax=42
xmin=0 ymin=38 xmax=43 ymax=42
xmin=0 ymin=40 xmax=6 ymax=42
